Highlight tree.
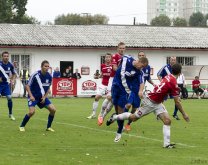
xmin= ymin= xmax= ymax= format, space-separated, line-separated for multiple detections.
xmin=151 ymin=15 xmax=171 ymax=26
xmin=0 ymin=0 xmax=39 ymax=24
xmin=0 ymin=0 xmax=13 ymax=23
xmin=54 ymin=13 xmax=109 ymax=25
xmin=189 ymin=12 xmax=206 ymax=27
xmin=204 ymin=13 xmax=208 ymax=26
xmin=173 ymin=17 xmax=187 ymax=27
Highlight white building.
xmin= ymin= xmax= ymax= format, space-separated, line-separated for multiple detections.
xmin=147 ymin=0 xmax=208 ymax=25
xmin=0 ymin=24 xmax=208 ymax=96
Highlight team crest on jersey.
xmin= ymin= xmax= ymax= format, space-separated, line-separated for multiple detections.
xmin=46 ymin=79 xmax=49 ymax=83
xmin=146 ymin=69 xmax=148 ymax=73
xmin=8 ymin=67 xmax=10 ymax=70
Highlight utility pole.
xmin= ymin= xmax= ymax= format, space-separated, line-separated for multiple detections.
xmin=81 ymin=13 xmax=91 ymax=25
xmin=133 ymin=17 xmax=136 ymax=25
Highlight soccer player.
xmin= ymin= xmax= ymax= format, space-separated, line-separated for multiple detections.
xmin=0 ymin=51 xmax=16 ymax=120
xmin=99 ymin=42 xmax=126 ymax=124
xmin=157 ymin=56 xmax=180 ymax=120
xmin=19 ymin=60 xmax=56 ymax=132
xmin=87 ymin=53 xmax=112 ymax=120
xmin=125 ymin=51 xmax=155 ymax=131
xmin=111 ymin=56 xmax=148 ymax=142
xmin=106 ymin=63 xmax=190 ymax=148
xmin=138 ymin=51 xmax=155 ymax=85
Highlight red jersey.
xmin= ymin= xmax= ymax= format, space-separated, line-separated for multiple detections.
xmin=110 ymin=53 xmax=122 ymax=77
xmin=192 ymin=80 xmax=200 ymax=89
xmin=148 ymin=74 xmax=180 ymax=103
xmin=101 ymin=63 xmax=112 ymax=86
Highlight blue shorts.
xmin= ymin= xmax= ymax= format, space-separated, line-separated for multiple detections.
xmin=112 ymin=85 xmax=127 ymax=109
xmin=28 ymin=97 xmax=51 ymax=109
xmin=127 ymin=92 xmax=141 ymax=108
xmin=0 ymin=83 xmax=11 ymax=96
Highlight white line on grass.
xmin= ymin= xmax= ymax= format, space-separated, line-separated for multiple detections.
xmin=37 ymin=119 xmax=196 ymax=148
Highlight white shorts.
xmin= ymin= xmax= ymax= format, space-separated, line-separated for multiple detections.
xmin=96 ymin=84 xmax=108 ymax=96
xmin=134 ymin=94 xmax=167 ymax=118
xmin=107 ymin=77 xmax=114 ymax=96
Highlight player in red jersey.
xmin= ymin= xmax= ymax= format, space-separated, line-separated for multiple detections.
xmin=97 ymin=42 xmax=126 ymax=125
xmin=106 ymin=63 xmax=190 ymax=148
xmin=87 ymin=53 xmax=112 ymax=119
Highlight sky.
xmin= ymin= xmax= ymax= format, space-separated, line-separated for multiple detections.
xmin=26 ymin=0 xmax=147 ymax=25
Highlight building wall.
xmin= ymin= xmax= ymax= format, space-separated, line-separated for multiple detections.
xmin=1 ymin=47 xmax=208 ymax=96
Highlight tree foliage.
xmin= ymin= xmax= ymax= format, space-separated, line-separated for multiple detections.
xmin=150 ymin=15 xmax=171 ymax=26
xmin=0 ymin=0 xmax=39 ymax=24
xmin=173 ymin=17 xmax=187 ymax=27
xmin=189 ymin=12 xmax=206 ymax=27
xmin=54 ymin=13 xmax=109 ymax=25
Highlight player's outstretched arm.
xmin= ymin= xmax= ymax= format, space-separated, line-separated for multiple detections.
xmin=174 ymin=96 xmax=190 ymax=122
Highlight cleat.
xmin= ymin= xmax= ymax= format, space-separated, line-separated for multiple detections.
xmin=97 ymin=115 xmax=104 ymax=126
xmin=9 ymin=114 xmax=15 ymax=121
xmin=172 ymin=115 xmax=180 ymax=120
xmin=125 ymin=124 xmax=131 ymax=131
xmin=46 ymin=127 xmax=55 ymax=132
xmin=164 ymin=143 xmax=176 ymax=149
xmin=106 ymin=113 xmax=116 ymax=126
xmin=114 ymin=133 xmax=122 ymax=142
xmin=19 ymin=127 xmax=25 ymax=132
xmin=86 ymin=114 xmax=96 ymax=119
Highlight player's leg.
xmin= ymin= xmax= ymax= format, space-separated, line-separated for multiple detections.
xmin=4 ymin=84 xmax=15 ymax=120
xmin=46 ymin=103 xmax=56 ymax=132
xmin=19 ymin=106 xmax=36 ymax=131
xmin=156 ymin=105 xmax=175 ymax=148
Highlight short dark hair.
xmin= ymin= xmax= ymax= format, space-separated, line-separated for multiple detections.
xmin=41 ymin=60 xmax=49 ymax=67
xmin=2 ymin=51 xmax=9 ymax=56
xmin=172 ymin=63 xmax=182 ymax=75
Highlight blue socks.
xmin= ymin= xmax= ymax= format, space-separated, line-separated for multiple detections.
xmin=20 ymin=114 xmax=30 ymax=127
xmin=117 ymin=120 xmax=124 ymax=134
xmin=8 ymin=99 xmax=13 ymax=115
xmin=173 ymin=105 xmax=178 ymax=116
xmin=47 ymin=114 xmax=54 ymax=128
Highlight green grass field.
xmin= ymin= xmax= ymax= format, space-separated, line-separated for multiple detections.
xmin=0 ymin=97 xmax=207 ymax=165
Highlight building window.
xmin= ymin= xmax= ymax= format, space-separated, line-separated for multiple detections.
xmin=11 ymin=54 xmax=30 ymax=75
xmin=166 ymin=57 xmax=195 ymax=66
xmin=100 ymin=55 xmax=105 ymax=64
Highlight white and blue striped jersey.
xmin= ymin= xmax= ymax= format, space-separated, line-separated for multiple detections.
xmin=142 ymin=65 xmax=151 ymax=83
xmin=157 ymin=64 xmax=172 ymax=79
xmin=113 ymin=55 xmax=144 ymax=94
xmin=0 ymin=61 xmax=15 ymax=84
xmin=28 ymin=70 xmax=52 ymax=99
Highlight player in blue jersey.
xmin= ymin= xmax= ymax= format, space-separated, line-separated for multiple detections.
xmin=138 ymin=51 xmax=155 ymax=86
xmin=157 ymin=56 xmax=180 ymax=120
xmin=0 ymin=51 xmax=16 ymax=120
xmin=19 ymin=60 xmax=56 ymax=132
xmin=125 ymin=51 xmax=156 ymax=131
xmin=111 ymin=56 xmax=148 ymax=142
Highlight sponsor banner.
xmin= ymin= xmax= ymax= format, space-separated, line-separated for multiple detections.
xmin=77 ymin=78 xmax=101 ymax=96
xmin=52 ymin=78 xmax=77 ymax=96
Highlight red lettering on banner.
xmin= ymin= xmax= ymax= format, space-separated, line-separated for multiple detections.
xmin=82 ymin=80 xmax=97 ymax=91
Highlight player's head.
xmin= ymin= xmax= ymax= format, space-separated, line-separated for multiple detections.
xmin=172 ymin=63 xmax=182 ymax=76
xmin=134 ymin=57 xmax=149 ymax=69
xmin=105 ymin=53 xmax=112 ymax=63
xmin=117 ymin=42 xmax=126 ymax=55
xmin=41 ymin=60 xmax=50 ymax=73
xmin=170 ymin=56 xmax=177 ymax=66
xmin=138 ymin=51 xmax=146 ymax=58
xmin=2 ymin=51 xmax=9 ymax=63
xmin=195 ymin=76 xmax=199 ymax=80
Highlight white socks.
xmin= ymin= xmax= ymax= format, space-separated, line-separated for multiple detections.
xmin=114 ymin=112 xmax=131 ymax=121
xmin=100 ymin=98 xmax=109 ymax=116
xmin=163 ymin=125 xmax=170 ymax=147
xmin=92 ymin=101 xmax=99 ymax=115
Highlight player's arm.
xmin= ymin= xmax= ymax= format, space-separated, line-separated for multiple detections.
xmin=40 ymin=88 xmax=51 ymax=104
xmin=174 ymin=96 xmax=189 ymax=122
xmin=139 ymin=83 xmax=144 ymax=99
xmin=26 ymin=84 xmax=35 ymax=101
